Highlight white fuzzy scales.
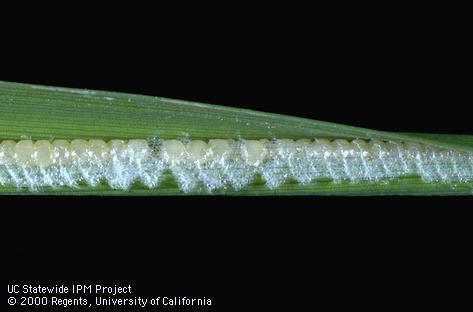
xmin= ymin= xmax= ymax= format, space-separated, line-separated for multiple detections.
xmin=1 ymin=138 xmax=472 ymax=192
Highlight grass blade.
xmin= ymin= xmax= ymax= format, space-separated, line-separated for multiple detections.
xmin=1 ymin=81 xmax=472 ymax=195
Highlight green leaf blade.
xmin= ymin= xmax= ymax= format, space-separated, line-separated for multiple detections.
xmin=1 ymin=81 xmax=472 ymax=196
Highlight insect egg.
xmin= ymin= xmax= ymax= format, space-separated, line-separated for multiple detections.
xmin=0 ymin=138 xmax=472 ymax=192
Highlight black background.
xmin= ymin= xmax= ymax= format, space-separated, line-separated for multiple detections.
xmin=2 ymin=5 xmax=472 ymax=310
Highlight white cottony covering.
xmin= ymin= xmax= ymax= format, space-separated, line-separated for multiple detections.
xmin=0 ymin=138 xmax=472 ymax=192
